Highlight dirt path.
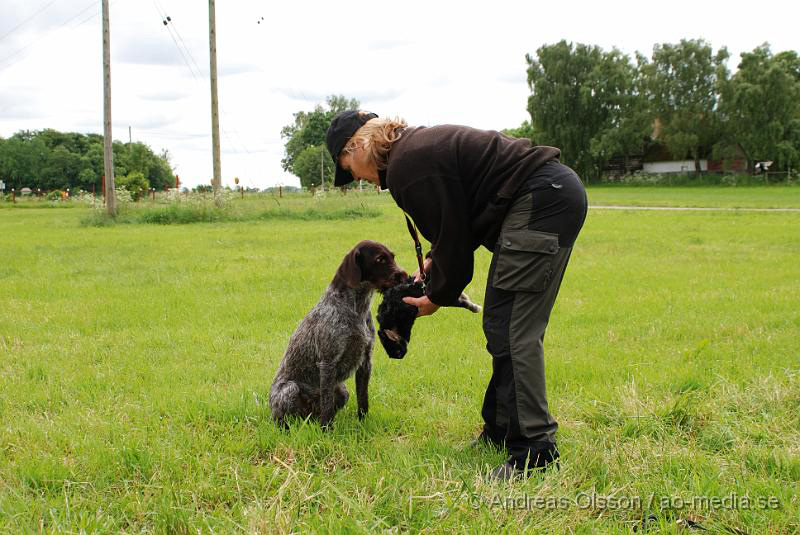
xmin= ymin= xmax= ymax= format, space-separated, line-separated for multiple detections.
xmin=590 ymin=205 xmax=800 ymax=212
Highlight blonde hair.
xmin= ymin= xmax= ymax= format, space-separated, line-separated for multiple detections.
xmin=342 ymin=114 xmax=407 ymax=170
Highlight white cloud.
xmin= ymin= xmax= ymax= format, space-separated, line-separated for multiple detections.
xmin=0 ymin=0 xmax=798 ymax=189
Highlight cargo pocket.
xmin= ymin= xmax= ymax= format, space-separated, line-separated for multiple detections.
xmin=492 ymin=229 xmax=559 ymax=292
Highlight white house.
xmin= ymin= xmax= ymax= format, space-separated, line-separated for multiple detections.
xmin=642 ymin=160 xmax=708 ymax=174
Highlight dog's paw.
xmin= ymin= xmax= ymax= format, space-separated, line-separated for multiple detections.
xmin=458 ymin=292 xmax=482 ymax=313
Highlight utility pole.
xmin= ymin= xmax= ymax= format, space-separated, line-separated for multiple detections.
xmin=208 ymin=0 xmax=222 ymax=206
xmin=102 ymin=0 xmax=115 ymax=217
xmin=128 ymin=126 xmax=131 ymax=144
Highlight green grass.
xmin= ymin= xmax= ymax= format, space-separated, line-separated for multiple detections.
xmin=1 ymin=188 xmax=798 ymax=534
xmin=587 ymin=185 xmax=800 ymax=208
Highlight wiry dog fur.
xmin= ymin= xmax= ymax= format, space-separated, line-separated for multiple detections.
xmin=269 ymin=240 xmax=406 ymax=428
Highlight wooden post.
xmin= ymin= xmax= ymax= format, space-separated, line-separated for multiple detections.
xmin=102 ymin=0 xmax=116 ymax=216
xmin=208 ymin=0 xmax=222 ymax=206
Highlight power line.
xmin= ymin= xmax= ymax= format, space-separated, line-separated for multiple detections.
xmin=150 ymin=1 xmax=201 ymax=81
xmin=148 ymin=1 xmax=259 ymax=184
xmin=153 ymin=0 xmax=259 ymax=166
xmin=0 ymin=0 xmax=116 ymax=73
xmin=154 ymin=0 xmax=257 ymax=168
xmin=154 ymin=0 xmax=204 ymax=77
xmin=0 ymin=0 xmax=60 ymax=44
xmin=150 ymin=9 xmax=245 ymax=165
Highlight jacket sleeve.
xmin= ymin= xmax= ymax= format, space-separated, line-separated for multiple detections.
xmin=393 ymin=175 xmax=475 ymax=306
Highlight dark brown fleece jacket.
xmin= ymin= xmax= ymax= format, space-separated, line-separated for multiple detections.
xmin=381 ymin=124 xmax=559 ymax=306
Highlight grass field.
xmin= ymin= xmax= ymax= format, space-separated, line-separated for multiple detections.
xmin=1 ymin=188 xmax=798 ymax=534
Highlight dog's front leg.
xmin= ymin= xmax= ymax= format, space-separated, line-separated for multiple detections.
xmin=318 ymin=360 xmax=335 ymax=429
xmin=356 ymin=351 xmax=371 ymax=419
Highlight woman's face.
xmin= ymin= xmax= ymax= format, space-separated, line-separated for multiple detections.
xmin=339 ymin=144 xmax=379 ymax=185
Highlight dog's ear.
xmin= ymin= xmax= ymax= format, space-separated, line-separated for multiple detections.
xmin=333 ymin=245 xmax=363 ymax=289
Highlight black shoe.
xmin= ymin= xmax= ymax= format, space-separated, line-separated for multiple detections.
xmin=523 ymin=442 xmax=560 ymax=471
xmin=466 ymin=431 xmax=504 ymax=450
xmin=488 ymin=461 xmax=521 ymax=482
xmin=487 ymin=444 xmax=560 ymax=482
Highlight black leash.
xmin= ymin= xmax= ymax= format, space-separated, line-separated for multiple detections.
xmin=403 ymin=213 xmax=427 ymax=288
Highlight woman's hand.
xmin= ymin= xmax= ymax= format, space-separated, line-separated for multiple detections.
xmin=403 ymin=295 xmax=440 ymax=317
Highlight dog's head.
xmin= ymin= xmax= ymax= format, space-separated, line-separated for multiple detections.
xmin=333 ymin=240 xmax=407 ymax=291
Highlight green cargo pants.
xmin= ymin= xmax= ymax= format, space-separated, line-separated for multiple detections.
xmin=481 ymin=161 xmax=587 ymax=468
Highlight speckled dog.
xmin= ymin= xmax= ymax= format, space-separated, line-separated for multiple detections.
xmin=269 ymin=240 xmax=407 ymax=428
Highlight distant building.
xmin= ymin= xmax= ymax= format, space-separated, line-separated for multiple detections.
xmin=639 ymin=141 xmax=746 ymax=174
xmin=643 ymin=159 xmax=708 ymax=173
xmin=638 ymin=118 xmax=747 ymax=174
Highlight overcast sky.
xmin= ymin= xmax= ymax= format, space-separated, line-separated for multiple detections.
xmin=1 ymin=0 xmax=797 ymax=189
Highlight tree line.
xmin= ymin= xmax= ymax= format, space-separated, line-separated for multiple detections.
xmin=524 ymin=39 xmax=800 ymax=181
xmin=0 ymin=129 xmax=175 ymax=195
xmin=283 ymin=40 xmax=799 ymax=185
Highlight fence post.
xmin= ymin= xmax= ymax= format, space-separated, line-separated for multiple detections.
xmin=12 ymin=189 xmax=16 ymax=204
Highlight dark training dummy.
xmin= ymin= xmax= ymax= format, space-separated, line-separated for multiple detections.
xmin=377 ymin=276 xmax=481 ymax=359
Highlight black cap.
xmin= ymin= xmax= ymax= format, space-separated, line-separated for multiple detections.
xmin=326 ymin=110 xmax=378 ymax=186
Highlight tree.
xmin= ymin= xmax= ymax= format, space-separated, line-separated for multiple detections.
xmin=719 ymin=44 xmax=800 ymax=173
xmin=502 ymin=121 xmax=538 ymax=142
xmin=293 ymin=145 xmax=335 ymax=189
xmin=0 ymin=134 xmax=48 ymax=190
xmin=639 ymin=39 xmax=729 ymax=174
xmin=41 ymin=145 xmax=82 ymax=190
xmin=281 ymin=95 xmax=360 ymax=180
xmin=526 ymin=41 xmax=649 ymax=181
xmin=0 ymin=129 xmax=174 ymax=192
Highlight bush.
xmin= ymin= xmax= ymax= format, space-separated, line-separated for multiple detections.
xmin=117 ymin=172 xmax=150 ymax=200
xmin=80 ymin=191 xmax=382 ymax=227
xmin=257 ymin=205 xmax=380 ymax=221
xmin=137 ymin=204 xmax=230 ymax=225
